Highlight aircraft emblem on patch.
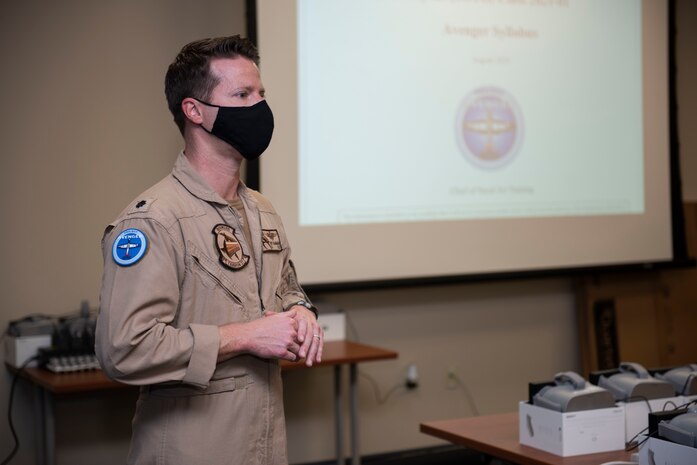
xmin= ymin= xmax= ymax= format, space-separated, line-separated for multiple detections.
xmin=261 ymin=229 xmax=282 ymax=252
xmin=112 ymin=228 xmax=148 ymax=266
xmin=213 ymin=224 xmax=249 ymax=270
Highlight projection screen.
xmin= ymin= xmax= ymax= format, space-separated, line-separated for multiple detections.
xmin=256 ymin=0 xmax=673 ymax=287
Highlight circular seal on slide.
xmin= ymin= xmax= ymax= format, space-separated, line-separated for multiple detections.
xmin=456 ymin=87 xmax=524 ymax=169
xmin=112 ymin=228 xmax=148 ymax=266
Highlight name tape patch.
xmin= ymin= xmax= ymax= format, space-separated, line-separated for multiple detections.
xmin=112 ymin=228 xmax=148 ymax=266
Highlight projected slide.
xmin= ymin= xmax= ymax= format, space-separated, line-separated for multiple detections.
xmin=297 ymin=0 xmax=643 ymax=226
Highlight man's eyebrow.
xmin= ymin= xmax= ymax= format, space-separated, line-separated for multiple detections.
xmin=230 ymin=85 xmax=255 ymax=93
xmin=229 ymin=85 xmax=265 ymax=95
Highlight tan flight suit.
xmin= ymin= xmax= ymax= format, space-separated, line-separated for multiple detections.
xmin=96 ymin=152 xmax=312 ymax=465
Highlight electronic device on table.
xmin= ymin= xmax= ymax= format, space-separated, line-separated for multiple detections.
xmin=597 ymin=362 xmax=675 ymax=402
xmin=656 ymin=364 xmax=697 ymax=396
xmin=5 ymin=300 xmax=100 ymax=373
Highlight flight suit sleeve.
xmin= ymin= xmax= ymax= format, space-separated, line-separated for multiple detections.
xmin=96 ymin=218 xmax=219 ymax=388
xmin=278 ymin=254 xmax=316 ymax=317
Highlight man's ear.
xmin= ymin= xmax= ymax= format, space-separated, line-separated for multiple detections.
xmin=181 ymin=98 xmax=204 ymax=125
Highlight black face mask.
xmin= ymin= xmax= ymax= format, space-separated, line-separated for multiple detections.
xmin=196 ymin=99 xmax=274 ymax=160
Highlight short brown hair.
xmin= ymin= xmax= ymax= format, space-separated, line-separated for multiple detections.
xmin=165 ymin=35 xmax=260 ymax=135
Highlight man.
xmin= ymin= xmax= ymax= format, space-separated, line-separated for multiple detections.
xmin=96 ymin=35 xmax=323 ymax=465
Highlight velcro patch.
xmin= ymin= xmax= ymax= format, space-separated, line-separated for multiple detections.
xmin=213 ymin=224 xmax=249 ymax=270
xmin=112 ymin=228 xmax=148 ymax=266
xmin=261 ymin=229 xmax=282 ymax=252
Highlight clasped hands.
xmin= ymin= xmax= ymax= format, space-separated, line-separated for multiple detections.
xmin=219 ymin=306 xmax=323 ymax=367
xmin=282 ymin=305 xmax=323 ymax=366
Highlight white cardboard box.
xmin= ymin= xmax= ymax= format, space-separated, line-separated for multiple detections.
xmin=519 ymin=401 xmax=625 ymax=456
xmin=639 ymin=436 xmax=697 ymax=465
xmin=318 ymin=312 xmax=345 ymax=341
xmin=620 ymin=396 xmax=683 ymax=442
xmin=4 ymin=334 xmax=52 ymax=368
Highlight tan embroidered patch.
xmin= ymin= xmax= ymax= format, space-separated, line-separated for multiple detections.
xmin=213 ymin=224 xmax=249 ymax=270
xmin=261 ymin=229 xmax=282 ymax=252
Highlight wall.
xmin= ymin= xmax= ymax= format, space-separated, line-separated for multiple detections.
xmin=0 ymin=2 xmax=246 ymax=464
xmin=0 ymin=1 xmax=695 ymax=465
xmin=676 ymin=0 xmax=697 ymax=201
xmin=284 ymin=279 xmax=578 ymax=462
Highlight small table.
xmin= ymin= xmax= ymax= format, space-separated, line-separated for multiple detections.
xmin=282 ymin=340 xmax=397 ymax=465
xmin=421 ymin=412 xmax=634 ymax=465
xmin=10 ymin=340 xmax=397 ymax=465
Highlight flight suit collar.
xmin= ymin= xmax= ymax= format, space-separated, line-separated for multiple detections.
xmin=172 ymin=152 xmax=259 ymax=209
xmin=172 ymin=151 xmax=229 ymax=206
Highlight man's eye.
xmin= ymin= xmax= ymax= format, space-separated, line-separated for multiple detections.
xmin=236 ymin=92 xmax=248 ymax=98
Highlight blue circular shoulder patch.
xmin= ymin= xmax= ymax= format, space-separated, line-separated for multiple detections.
xmin=112 ymin=228 xmax=148 ymax=266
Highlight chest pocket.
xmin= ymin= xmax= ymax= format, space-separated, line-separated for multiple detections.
xmin=185 ymin=242 xmax=250 ymax=323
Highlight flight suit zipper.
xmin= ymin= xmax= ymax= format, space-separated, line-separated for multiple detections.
xmin=227 ymin=204 xmax=266 ymax=314
xmin=191 ymin=255 xmax=243 ymax=305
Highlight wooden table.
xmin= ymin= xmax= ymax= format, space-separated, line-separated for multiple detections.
xmin=11 ymin=340 xmax=397 ymax=465
xmin=421 ymin=412 xmax=634 ymax=465
xmin=283 ymin=341 xmax=398 ymax=465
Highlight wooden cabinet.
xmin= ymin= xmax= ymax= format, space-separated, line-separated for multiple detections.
xmin=577 ymin=202 xmax=697 ymax=374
